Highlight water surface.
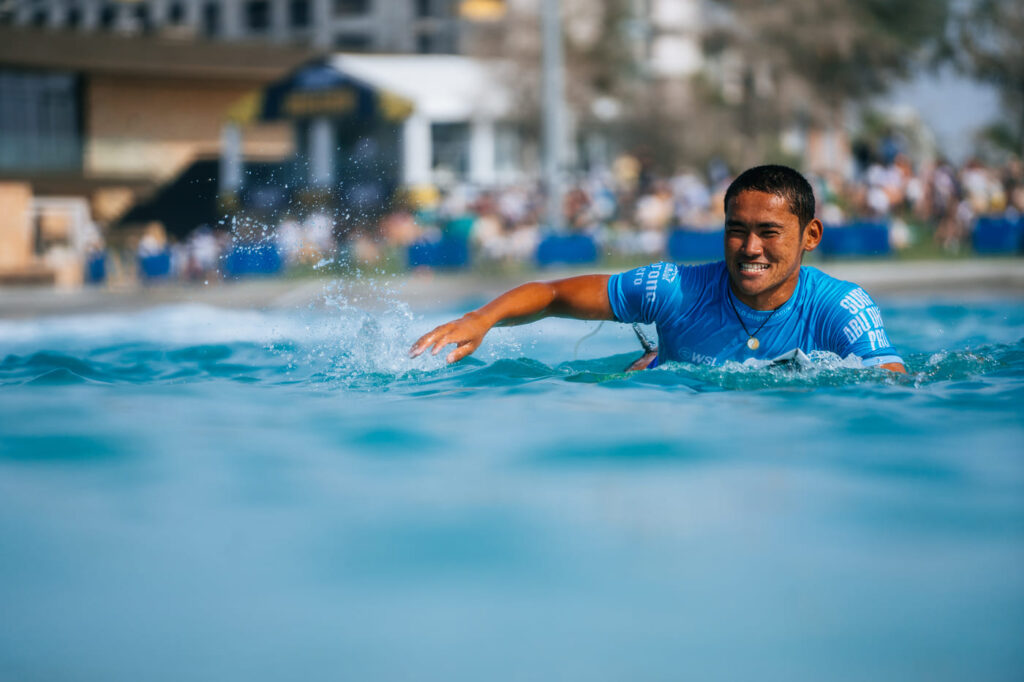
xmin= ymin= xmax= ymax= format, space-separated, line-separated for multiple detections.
xmin=1 ymin=287 xmax=1022 ymax=681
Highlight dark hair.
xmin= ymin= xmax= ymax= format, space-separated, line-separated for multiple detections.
xmin=723 ymin=165 xmax=816 ymax=228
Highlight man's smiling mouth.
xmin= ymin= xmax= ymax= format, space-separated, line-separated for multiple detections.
xmin=738 ymin=263 xmax=770 ymax=272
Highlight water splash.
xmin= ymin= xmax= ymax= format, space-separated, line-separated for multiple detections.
xmin=2 ymin=293 xmax=1021 ymax=397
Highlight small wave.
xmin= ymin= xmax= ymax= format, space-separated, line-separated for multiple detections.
xmin=5 ymin=341 xmax=1020 ymax=394
xmin=2 ymin=351 xmax=112 ymax=385
xmin=915 ymin=342 xmax=1024 ymax=382
xmin=23 ymin=368 xmax=96 ymax=385
xmin=0 ymin=344 xmax=292 ymax=386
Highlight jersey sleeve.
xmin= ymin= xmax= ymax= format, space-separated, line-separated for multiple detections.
xmin=606 ymin=261 xmax=685 ymax=325
xmin=826 ymin=285 xmax=904 ymax=367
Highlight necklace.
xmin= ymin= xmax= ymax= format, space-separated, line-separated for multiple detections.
xmin=728 ymin=291 xmax=779 ymax=351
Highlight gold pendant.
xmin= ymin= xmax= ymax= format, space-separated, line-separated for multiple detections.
xmin=746 ymin=337 xmax=759 ymax=350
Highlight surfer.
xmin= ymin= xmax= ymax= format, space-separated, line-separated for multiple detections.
xmin=410 ymin=165 xmax=907 ymax=373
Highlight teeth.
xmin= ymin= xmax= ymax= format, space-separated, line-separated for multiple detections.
xmin=739 ymin=263 xmax=769 ymax=272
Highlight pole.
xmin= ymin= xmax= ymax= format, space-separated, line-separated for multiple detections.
xmin=541 ymin=0 xmax=566 ymax=232
xmin=219 ymin=122 xmax=243 ymax=196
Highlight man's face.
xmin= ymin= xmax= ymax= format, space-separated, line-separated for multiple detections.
xmin=724 ymin=190 xmax=822 ymax=310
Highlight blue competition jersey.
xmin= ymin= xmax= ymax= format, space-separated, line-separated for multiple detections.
xmin=607 ymin=261 xmax=903 ymax=368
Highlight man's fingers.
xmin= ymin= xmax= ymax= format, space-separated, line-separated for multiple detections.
xmin=429 ymin=330 xmax=457 ymax=356
xmin=409 ymin=325 xmax=451 ymax=357
xmin=410 ymin=328 xmax=461 ymax=359
xmin=430 ymin=339 xmax=448 ymax=355
xmin=409 ymin=339 xmax=431 ymax=358
xmin=409 ymin=338 xmax=427 ymax=358
xmin=409 ymin=332 xmax=433 ymax=357
xmin=446 ymin=341 xmax=478 ymax=364
xmin=410 ymin=318 xmax=484 ymax=364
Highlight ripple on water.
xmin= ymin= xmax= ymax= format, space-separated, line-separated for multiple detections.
xmin=0 ymin=341 xmax=1020 ymax=398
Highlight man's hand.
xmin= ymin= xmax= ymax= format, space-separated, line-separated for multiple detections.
xmin=408 ymin=275 xmax=614 ymax=365
xmin=409 ymin=311 xmax=492 ymax=364
xmin=879 ymin=361 xmax=907 ymax=374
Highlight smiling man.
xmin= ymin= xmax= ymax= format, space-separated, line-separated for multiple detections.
xmin=410 ymin=165 xmax=906 ymax=373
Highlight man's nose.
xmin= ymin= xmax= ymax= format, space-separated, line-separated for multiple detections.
xmin=742 ymin=233 xmax=763 ymax=254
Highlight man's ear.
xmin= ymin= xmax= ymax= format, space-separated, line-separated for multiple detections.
xmin=802 ymin=218 xmax=823 ymax=252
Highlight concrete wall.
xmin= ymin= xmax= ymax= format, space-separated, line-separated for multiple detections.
xmin=85 ymin=74 xmax=294 ymax=181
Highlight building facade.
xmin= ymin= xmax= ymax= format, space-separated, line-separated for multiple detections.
xmin=1 ymin=0 xmax=465 ymax=52
xmin=0 ymin=25 xmax=312 ymax=284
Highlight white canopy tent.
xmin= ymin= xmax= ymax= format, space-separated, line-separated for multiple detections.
xmin=328 ymin=54 xmax=517 ymax=186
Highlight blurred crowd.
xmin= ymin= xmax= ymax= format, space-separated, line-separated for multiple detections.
xmin=149 ymin=152 xmax=1023 ymax=279
xmin=373 ymin=152 xmax=1024 ymax=264
xmin=817 ymin=155 xmax=1024 ymax=253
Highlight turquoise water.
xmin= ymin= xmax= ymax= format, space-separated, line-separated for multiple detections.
xmin=1 ymin=284 xmax=1023 ymax=681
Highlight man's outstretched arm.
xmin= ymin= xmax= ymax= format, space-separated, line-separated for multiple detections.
xmin=409 ymin=275 xmax=614 ymax=364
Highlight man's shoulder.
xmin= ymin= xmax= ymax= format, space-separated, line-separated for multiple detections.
xmin=799 ymin=265 xmax=862 ymax=303
xmin=798 ymin=269 xmax=901 ymax=363
xmin=607 ymin=260 xmax=721 ymax=323
xmin=680 ymin=260 xmax=728 ymax=286
xmin=798 ymin=266 xmax=885 ymax=330
xmin=618 ymin=260 xmax=725 ymax=287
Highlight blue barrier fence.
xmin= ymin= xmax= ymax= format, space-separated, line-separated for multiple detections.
xmin=973 ymin=215 xmax=1022 ymax=255
xmin=668 ymin=229 xmax=723 ymax=262
xmin=408 ymin=235 xmax=470 ymax=269
xmin=138 ymin=251 xmax=172 ymax=281
xmin=536 ymin=234 xmax=598 ymax=266
xmin=85 ymin=253 xmax=106 ymax=284
xmin=223 ymin=244 xmax=283 ymax=277
xmin=819 ymin=221 xmax=891 ymax=258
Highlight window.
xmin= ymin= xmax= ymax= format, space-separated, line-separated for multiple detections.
xmin=334 ymin=0 xmax=369 ymax=17
xmin=431 ymin=123 xmax=469 ymax=178
xmin=495 ymin=123 xmax=522 ymax=176
xmin=133 ymin=3 xmax=152 ymax=32
xmin=289 ymin=0 xmax=310 ymax=28
xmin=0 ymin=69 xmax=82 ymax=172
xmin=30 ymin=8 xmax=48 ymax=27
xmin=417 ymin=0 xmax=454 ymax=19
xmin=99 ymin=3 xmax=118 ymax=29
xmin=417 ymin=30 xmax=454 ymax=54
xmin=168 ymin=2 xmax=185 ymax=24
xmin=333 ymin=33 xmax=370 ymax=51
xmin=245 ymin=1 xmax=270 ymax=32
xmin=66 ymin=6 xmax=83 ymax=28
xmin=202 ymin=2 xmax=220 ymax=35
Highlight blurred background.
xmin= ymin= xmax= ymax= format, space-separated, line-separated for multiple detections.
xmin=0 ymin=0 xmax=1021 ymax=289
